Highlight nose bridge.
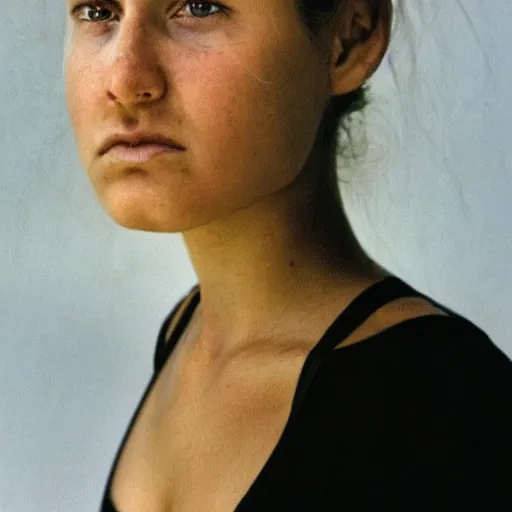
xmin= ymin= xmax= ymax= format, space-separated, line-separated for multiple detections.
xmin=111 ymin=14 xmax=156 ymax=68
xmin=107 ymin=14 xmax=165 ymax=102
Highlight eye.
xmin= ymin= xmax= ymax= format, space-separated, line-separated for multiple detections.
xmin=70 ymin=1 xmax=118 ymax=24
xmin=180 ymin=2 xmax=225 ymax=20
xmin=70 ymin=1 xmax=227 ymax=25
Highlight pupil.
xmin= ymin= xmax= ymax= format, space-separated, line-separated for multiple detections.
xmin=191 ymin=2 xmax=210 ymax=17
xmin=90 ymin=8 xmax=109 ymax=21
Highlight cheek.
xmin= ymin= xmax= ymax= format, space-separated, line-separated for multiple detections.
xmin=65 ymin=59 xmax=93 ymax=152
xmin=181 ymin=50 xmax=321 ymax=203
xmin=66 ymin=70 xmax=113 ymax=185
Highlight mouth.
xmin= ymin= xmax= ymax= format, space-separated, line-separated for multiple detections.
xmin=103 ymin=142 xmax=183 ymax=163
xmin=98 ymin=131 xmax=186 ymax=158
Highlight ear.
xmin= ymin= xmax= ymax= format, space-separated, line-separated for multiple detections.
xmin=329 ymin=0 xmax=393 ymax=95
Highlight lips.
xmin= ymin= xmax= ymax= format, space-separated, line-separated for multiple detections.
xmin=104 ymin=142 xmax=181 ymax=163
xmin=99 ymin=132 xmax=185 ymax=156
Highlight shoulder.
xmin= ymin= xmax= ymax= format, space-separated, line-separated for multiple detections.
xmin=395 ymin=315 xmax=512 ymax=433
xmin=391 ymin=317 xmax=512 ymax=506
xmin=311 ymin=313 xmax=512 ymax=438
xmin=399 ymin=314 xmax=512 ymax=395
xmin=308 ymin=316 xmax=512 ymax=504
xmin=322 ymin=313 xmax=512 ymax=413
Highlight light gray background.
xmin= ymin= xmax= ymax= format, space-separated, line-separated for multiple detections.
xmin=1 ymin=1 xmax=510 ymax=511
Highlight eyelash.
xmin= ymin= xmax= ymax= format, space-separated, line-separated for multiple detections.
xmin=70 ymin=1 xmax=227 ymax=25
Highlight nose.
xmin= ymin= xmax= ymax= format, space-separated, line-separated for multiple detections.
xmin=106 ymin=22 xmax=166 ymax=107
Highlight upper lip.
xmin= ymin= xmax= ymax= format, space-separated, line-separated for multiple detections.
xmin=99 ymin=132 xmax=185 ymax=155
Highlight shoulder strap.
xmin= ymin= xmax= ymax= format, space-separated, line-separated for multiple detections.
xmin=153 ymin=284 xmax=200 ymax=373
xmin=317 ymin=276 xmax=442 ymax=354
xmin=289 ymin=275 xmax=447 ymax=421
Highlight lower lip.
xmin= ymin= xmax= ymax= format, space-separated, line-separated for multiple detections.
xmin=105 ymin=143 xmax=183 ymax=163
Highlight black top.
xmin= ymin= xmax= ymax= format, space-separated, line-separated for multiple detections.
xmin=100 ymin=276 xmax=512 ymax=511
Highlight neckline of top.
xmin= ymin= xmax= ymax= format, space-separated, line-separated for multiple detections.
xmin=106 ymin=275 xmax=457 ymax=512
xmin=161 ymin=276 xmax=458 ymax=420
xmin=162 ymin=275 xmax=456 ymax=368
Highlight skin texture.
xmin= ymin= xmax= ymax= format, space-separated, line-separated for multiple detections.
xmin=64 ymin=0 xmax=395 ymax=363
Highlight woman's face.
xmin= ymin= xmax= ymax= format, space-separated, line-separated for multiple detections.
xmin=64 ymin=0 xmax=333 ymax=232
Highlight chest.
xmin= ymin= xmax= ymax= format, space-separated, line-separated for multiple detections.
xmin=109 ymin=295 xmax=447 ymax=512
xmin=109 ymin=348 xmax=308 ymax=512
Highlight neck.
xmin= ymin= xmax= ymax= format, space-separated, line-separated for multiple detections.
xmin=181 ymin=143 xmax=388 ymax=359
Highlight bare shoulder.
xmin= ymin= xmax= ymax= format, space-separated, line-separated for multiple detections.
xmin=334 ymin=295 xmax=450 ymax=350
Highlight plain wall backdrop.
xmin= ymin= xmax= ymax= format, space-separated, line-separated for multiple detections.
xmin=1 ymin=1 xmax=510 ymax=510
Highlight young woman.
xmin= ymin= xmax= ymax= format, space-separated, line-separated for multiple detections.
xmin=63 ymin=0 xmax=512 ymax=510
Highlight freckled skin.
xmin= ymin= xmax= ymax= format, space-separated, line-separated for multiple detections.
xmin=63 ymin=0 xmax=395 ymax=351
xmin=64 ymin=1 xmax=331 ymax=233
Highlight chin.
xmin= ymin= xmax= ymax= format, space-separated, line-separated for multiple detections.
xmin=95 ymin=178 xmax=185 ymax=232
xmin=110 ymin=213 xmax=193 ymax=233
xmin=96 ymin=178 xmax=258 ymax=233
xmin=101 ymin=197 xmax=207 ymax=233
